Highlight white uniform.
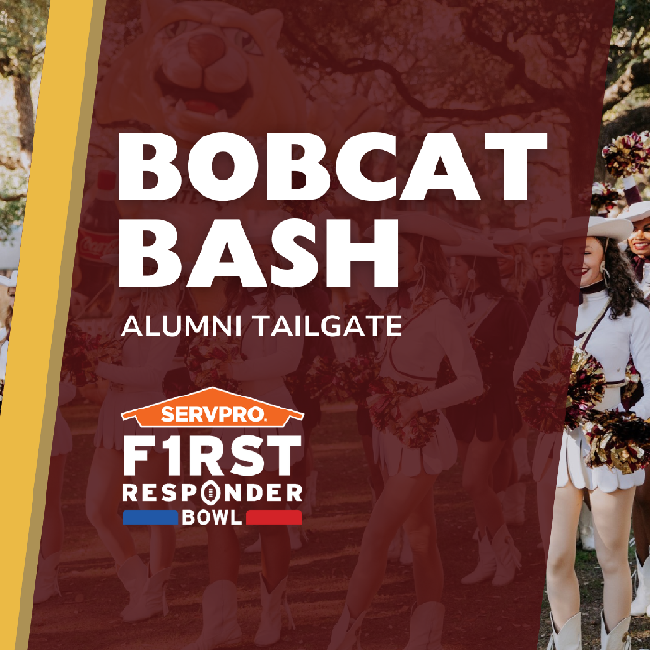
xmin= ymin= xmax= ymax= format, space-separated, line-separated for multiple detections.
xmin=638 ymin=263 xmax=650 ymax=298
xmin=217 ymin=291 xmax=305 ymax=472
xmin=94 ymin=311 xmax=180 ymax=453
xmin=515 ymin=290 xmax=650 ymax=492
xmin=369 ymin=288 xmax=483 ymax=477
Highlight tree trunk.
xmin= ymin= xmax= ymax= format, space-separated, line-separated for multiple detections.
xmin=602 ymin=60 xmax=650 ymax=114
xmin=13 ymin=62 xmax=34 ymax=170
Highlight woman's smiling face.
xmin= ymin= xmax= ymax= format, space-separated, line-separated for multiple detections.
xmin=494 ymin=244 xmax=515 ymax=277
xmin=532 ymin=246 xmax=554 ymax=278
xmin=449 ymin=256 xmax=471 ymax=292
xmin=628 ymin=216 xmax=650 ymax=258
xmin=562 ymin=236 xmax=605 ymax=288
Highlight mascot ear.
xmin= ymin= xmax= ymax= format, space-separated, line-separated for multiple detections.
xmin=253 ymin=9 xmax=284 ymax=47
xmin=141 ymin=0 xmax=175 ymax=32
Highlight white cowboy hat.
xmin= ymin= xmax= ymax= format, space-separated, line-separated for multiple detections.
xmin=528 ymin=235 xmax=554 ymax=254
xmin=364 ymin=209 xmax=461 ymax=246
xmin=620 ymin=201 xmax=650 ymax=224
xmin=541 ymin=216 xmax=633 ymax=243
xmin=0 ymin=270 xmax=18 ymax=287
xmin=442 ymin=239 xmax=507 ymax=258
xmin=616 ymin=175 xmax=650 ymax=224
xmin=491 ymin=229 xmax=530 ymax=247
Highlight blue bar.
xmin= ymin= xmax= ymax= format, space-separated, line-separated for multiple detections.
xmin=123 ymin=510 xmax=179 ymax=526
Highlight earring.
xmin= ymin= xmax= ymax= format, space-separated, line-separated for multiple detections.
xmin=467 ymin=269 xmax=476 ymax=281
xmin=414 ymin=262 xmax=423 ymax=274
xmin=600 ymin=261 xmax=609 ymax=287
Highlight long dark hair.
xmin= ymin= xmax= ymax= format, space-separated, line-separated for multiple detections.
xmin=549 ymin=236 xmax=646 ymax=319
xmin=461 ymin=255 xmax=507 ymax=300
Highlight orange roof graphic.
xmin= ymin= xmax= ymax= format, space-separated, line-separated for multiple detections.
xmin=121 ymin=387 xmax=304 ymax=428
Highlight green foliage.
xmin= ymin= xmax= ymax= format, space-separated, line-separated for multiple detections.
xmin=0 ymin=198 xmax=24 ymax=239
xmin=609 ymin=0 xmax=650 ymax=86
xmin=0 ymin=1 xmax=48 ymax=237
xmin=0 ymin=0 xmax=48 ymax=78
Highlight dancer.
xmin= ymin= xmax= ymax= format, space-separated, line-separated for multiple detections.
xmin=623 ymin=196 xmax=650 ymax=298
xmin=493 ymin=231 xmax=541 ymax=322
xmin=620 ymin=196 xmax=650 ymax=615
xmin=529 ymin=233 xmax=595 ymax=549
xmin=85 ymin=269 xmax=180 ymax=622
xmin=515 ymin=216 xmax=650 ymax=650
xmin=530 ymin=237 xmax=556 ymax=299
xmin=185 ymin=214 xmax=304 ymax=649
xmin=445 ymin=239 xmax=527 ymax=586
xmin=493 ymin=231 xmax=541 ymax=527
xmin=328 ymin=212 xmax=482 ymax=650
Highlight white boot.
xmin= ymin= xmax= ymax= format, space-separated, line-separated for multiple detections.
xmin=491 ymin=524 xmax=521 ymax=586
xmin=578 ymin=503 xmax=595 ymax=551
xmin=636 ymin=556 xmax=650 ymax=616
xmin=247 ymin=528 xmax=302 ymax=554
xmin=117 ymin=555 xmax=148 ymax=617
xmin=503 ymin=483 xmax=526 ymax=525
xmin=547 ymin=612 xmax=581 ymax=650
xmin=461 ymin=530 xmax=496 ymax=585
xmin=600 ymin=613 xmax=631 ymax=650
xmin=183 ymin=581 xmax=242 ymax=650
xmin=513 ymin=438 xmax=531 ymax=479
xmin=367 ymin=477 xmax=377 ymax=509
xmin=637 ymin=551 xmax=650 ymax=616
xmin=388 ymin=527 xmax=403 ymax=561
xmin=33 ymin=551 xmax=61 ymax=604
xmin=245 ymin=536 xmax=262 ymax=554
xmin=309 ymin=471 xmax=318 ymax=507
xmin=288 ymin=525 xmax=303 ymax=551
xmin=301 ymin=497 xmax=313 ymax=518
xmin=122 ymin=566 xmax=171 ymax=622
xmin=400 ymin=533 xmax=413 ymax=566
xmin=403 ymin=601 xmax=444 ymax=650
xmin=254 ymin=574 xmax=295 ymax=647
xmin=327 ymin=605 xmax=366 ymax=650
xmin=301 ymin=479 xmax=313 ymax=518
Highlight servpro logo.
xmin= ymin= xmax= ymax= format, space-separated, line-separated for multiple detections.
xmin=120 ymin=388 xmax=304 ymax=528
xmin=122 ymin=387 xmax=303 ymax=428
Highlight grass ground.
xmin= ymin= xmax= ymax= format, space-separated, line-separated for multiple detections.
xmin=537 ymin=543 xmax=650 ymax=649
xmin=26 ymin=401 xmax=600 ymax=650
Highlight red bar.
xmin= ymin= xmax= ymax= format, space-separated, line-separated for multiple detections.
xmin=246 ymin=510 xmax=303 ymax=526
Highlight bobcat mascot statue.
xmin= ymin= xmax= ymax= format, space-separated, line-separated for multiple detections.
xmin=96 ymin=0 xmax=383 ymax=315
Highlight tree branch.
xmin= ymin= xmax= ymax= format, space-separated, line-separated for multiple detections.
xmin=0 ymin=193 xmax=27 ymax=202
xmin=602 ymin=59 xmax=650 ymax=113
xmin=461 ymin=13 xmax=554 ymax=104
xmin=282 ymin=26 xmax=554 ymax=120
